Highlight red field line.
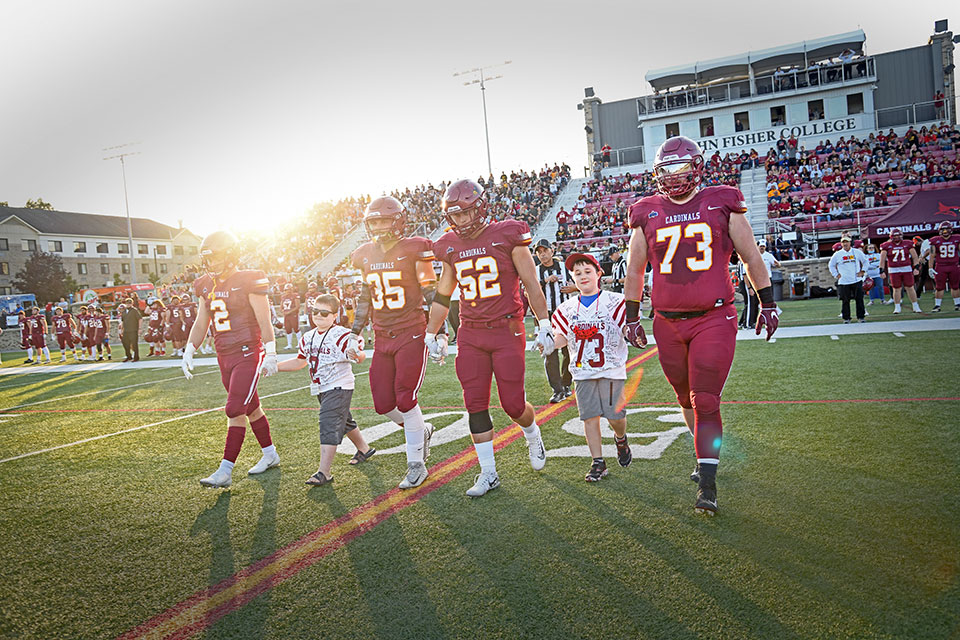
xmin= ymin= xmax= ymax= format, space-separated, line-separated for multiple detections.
xmin=117 ymin=349 xmax=660 ymax=640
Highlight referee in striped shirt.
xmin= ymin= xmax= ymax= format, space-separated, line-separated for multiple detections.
xmin=607 ymin=246 xmax=627 ymax=293
xmin=535 ymin=239 xmax=573 ymax=403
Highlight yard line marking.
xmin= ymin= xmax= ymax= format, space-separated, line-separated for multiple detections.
xmin=0 ymin=371 xmax=370 ymax=464
xmin=893 ymin=332 xmax=905 ymax=337
xmin=830 ymin=335 xmax=839 ymax=340
xmin=119 ymin=350 xmax=659 ymax=640
xmin=0 ymin=370 xmax=219 ymax=411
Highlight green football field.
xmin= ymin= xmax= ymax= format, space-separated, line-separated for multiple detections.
xmin=0 ymin=325 xmax=958 ymax=639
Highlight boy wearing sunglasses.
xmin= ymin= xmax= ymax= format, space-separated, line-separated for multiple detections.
xmin=277 ymin=294 xmax=375 ymax=486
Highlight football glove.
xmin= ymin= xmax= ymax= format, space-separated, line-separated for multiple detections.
xmin=181 ymin=343 xmax=196 ymax=380
xmin=624 ymin=317 xmax=648 ymax=348
xmin=755 ymin=303 xmax=780 ymax=341
xmin=534 ymin=319 xmax=556 ymax=356
xmin=425 ymin=332 xmax=448 ymax=365
xmin=929 ymin=268 xmax=937 ymax=278
xmin=261 ymin=342 xmax=278 ymax=377
xmin=345 ymin=333 xmax=363 ymax=362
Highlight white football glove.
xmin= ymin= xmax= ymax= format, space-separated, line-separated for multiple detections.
xmin=181 ymin=343 xmax=196 ymax=381
xmin=929 ymin=268 xmax=937 ymax=278
xmin=534 ymin=319 xmax=556 ymax=357
xmin=261 ymin=342 xmax=278 ymax=377
xmin=345 ymin=333 xmax=363 ymax=362
xmin=425 ymin=332 xmax=448 ymax=365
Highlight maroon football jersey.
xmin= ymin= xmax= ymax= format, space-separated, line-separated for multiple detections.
xmin=170 ymin=304 xmax=183 ymax=326
xmin=148 ymin=309 xmax=163 ymax=329
xmin=433 ymin=220 xmax=533 ymax=323
xmin=193 ymin=269 xmax=270 ymax=354
xmin=20 ymin=317 xmax=30 ymax=343
xmin=28 ymin=315 xmax=45 ymax=335
xmin=880 ymin=240 xmax=914 ymax=269
xmin=54 ymin=314 xmax=72 ymax=335
xmin=929 ymin=235 xmax=960 ymax=268
xmin=351 ymin=237 xmax=435 ymax=331
xmin=280 ymin=292 xmax=300 ymax=318
xmin=181 ymin=301 xmax=197 ymax=328
xmin=90 ymin=314 xmax=107 ymax=341
xmin=78 ymin=313 xmax=90 ymax=337
xmin=629 ymin=185 xmax=745 ymax=313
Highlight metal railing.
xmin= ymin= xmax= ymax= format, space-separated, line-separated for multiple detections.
xmin=876 ymin=99 xmax=952 ymax=129
xmin=636 ymin=57 xmax=876 ymax=117
xmin=601 ymin=146 xmax=645 ymax=168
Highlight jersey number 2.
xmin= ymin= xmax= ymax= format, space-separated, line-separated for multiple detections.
xmin=210 ymin=299 xmax=231 ymax=331
xmin=655 ymin=223 xmax=713 ymax=274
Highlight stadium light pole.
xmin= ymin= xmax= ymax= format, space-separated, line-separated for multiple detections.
xmin=103 ymin=144 xmax=141 ymax=284
xmin=454 ymin=60 xmax=511 ymax=177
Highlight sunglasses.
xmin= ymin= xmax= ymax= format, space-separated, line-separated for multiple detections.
xmin=310 ymin=308 xmax=336 ymax=317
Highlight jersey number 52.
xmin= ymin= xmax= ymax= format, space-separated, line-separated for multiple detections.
xmin=455 ymin=256 xmax=501 ymax=300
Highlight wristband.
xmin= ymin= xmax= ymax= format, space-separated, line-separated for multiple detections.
xmin=184 ymin=343 xmax=196 ymax=358
xmin=625 ymin=300 xmax=642 ymax=320
xmin=757 ymin=286 xmax=775 ymax=306
xmin=265 ymin=341 xmax=277 ymax=355
xmin=433 ymin=293 xmax=451 ymax=308
xmin=538 ymin=319 xmax=552 ymax=331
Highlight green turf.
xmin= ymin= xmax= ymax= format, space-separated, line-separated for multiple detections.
xmin=0 ymin=331 xmax=958 ymax=639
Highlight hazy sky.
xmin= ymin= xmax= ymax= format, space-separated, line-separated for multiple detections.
xmin=1 ymin=1 xmax=954 ymax=235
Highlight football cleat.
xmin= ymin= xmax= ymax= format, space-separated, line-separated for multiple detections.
xmin=549 ymin=391 xmax=563 ymax=404
xmin=615 ymin=437 xmax=632 ymax=468
xmin=422 ymin=422 xmax=434 ymax=461
xmin=247 ymin=450 xmax=280 ymax=475
xmin=199 ymin=468 xmax=232 ymax=488
xmin=690 ymin=464 xmax=700 ymax=484
xmin=466 ymin=471 xmax=501 ymax=497
xmin=398 ymin=461 xmax=428 ymax=489
xmin=695 ymin=485 xmax=718 ymax=515
xmin=528 ymin=436 xmax=547 ymax=471
xmin=932 ymin=306 xmax=941 ymax=313
xmin=585 ymin=459 xmax=608 ymax=482
xmin=563 ymin=386 xmax=573 ymax=399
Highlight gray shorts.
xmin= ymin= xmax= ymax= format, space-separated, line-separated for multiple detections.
xmin=317 ymin=387 xmax=358 ymax=445
xmin=575 ymin=378 xmax=626 ymax=420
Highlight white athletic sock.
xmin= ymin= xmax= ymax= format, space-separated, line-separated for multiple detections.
xmin=261 ymin=444 xmax=277 ymax=457
xmin=912 ymin=302 xmax=922 ymax=311
xmin=286 ymin=334 xmax=293 ymax=349
xmin=27 ymin=347 xmax=33 ymax=359
xmin=935 ymin=299 xmax=942 ymax=307
xmin=296 ymin=330 xmax=302 ymax=342
xmin=218 ymin=459 xmax=235 ymax=474
xmin=384 ymin=408 xmax=405 ymax=425
xmin=954 ymin=297 xmax=960 ymax=306
xmin=894 ymin=304 xmax=902 ymax=312
xmin=402 ymin=406 xmax=426 ymax=463
xmin=474 ymin=440 xmax=496 ymax=474
xmin=520 ymin=421 xmax=541 ymax=444
xmin=42 ymin=347 xmax=51 ymax=360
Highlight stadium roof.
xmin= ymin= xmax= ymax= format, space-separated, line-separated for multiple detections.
xmin=645 ymin=30 xmax=866 ymax=90
xmin=0 ymin=206 xmax=197 ymax=240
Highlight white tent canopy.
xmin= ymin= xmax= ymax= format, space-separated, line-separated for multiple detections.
xmin=645 ymin=30 xmax=866 ymax=90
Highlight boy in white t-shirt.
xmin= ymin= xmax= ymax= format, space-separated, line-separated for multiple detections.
xmin=277 ymin=294 xmax=375 ymax=486
xmin=551 ymin=253 xmax=633 ymax=482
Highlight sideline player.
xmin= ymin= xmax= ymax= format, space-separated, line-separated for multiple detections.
xmin=181 ymin=294 xmax=198 ymax=349
xmin=622 ymin=136 xmax=779 ymax=515
xmin=880 ymin=229 xmax=922 ymax=314
xmin=52 ymin=306 xmax=81 ymax=362
xmin=551 ymin=253 xmax=633 ymax=482
xmin=28 ymin=307 xmax=51 ymax=364
xmin=346 ymin=196 xmax=437 ymax=489
xmin=145 ymin=299 xmax=165 ymax=357
xmin=280 ymin=283 xmax=301 ymax=350
xmin=425 ymin=179 xmax=554 ymax=497
xmin=181 ymin=231 xmax=280 ymax=488
xmin=19 ymin=310 xmax=35 ymax=363
xmin=926 ymin=221 xmax=960 ymax=311
xmin=76 ymin=305 xmax=93 ymax=361
xmin=304 ymin=281 xmax=321 ymax=330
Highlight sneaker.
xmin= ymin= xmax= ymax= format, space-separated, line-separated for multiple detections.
xmin=690 ymin=464 xmax=700 ymax=484
xmin=247 ymin=450 xmax=280 ymax=475
xmin=615 ymin=436 xmax=632 ymax=467
xmin=843 ymin=320 xmax=850 ymax=324
xmin=60 ymin=357 xmax=67 ymax=363
xmin=563 ymin=386 xmax=573 ymax=398
xmin=107 ymin=354 xmax=112 ymax=360
xmin=548 ymin=391 xmax=564 ymax=404
xmin=866 ymin=300 xmax=873 ymax=306
xmin=122 ymin=357 xmax=131 ymax=362
xmin=955 ymin=304 xmax=960 ymax=311
xmin=585 ymin=459 xmax=608 ymax=482
xmin=24 ymin=359 xmax=34 ymax=364
xmin=422 ymin=422 xmax=434 ymax=461
xmin=466 ymin=471 xmax=500 ymax=497
xmin=858 ymin=319 xmax=865 ymax=323
xmin=199 ymin=468 xmax=232 ymax=488
xmin=884 ymin=299 xmax=893 ymax=305
xmin=528 ymin=435 xmax=546 ymax=471
xmin=932 ymin=306 xmax=942 ymax=313
xmin=398 ymin=461 xmax=428 ymax=489
xmin=893 ymin=309 xmax=901 ymax=315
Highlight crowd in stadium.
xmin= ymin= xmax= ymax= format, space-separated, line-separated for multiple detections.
xmin=765 ymin=123 xmax=960 ymax=220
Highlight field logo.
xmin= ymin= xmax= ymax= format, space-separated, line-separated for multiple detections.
xmin=336 ymin=407 xmax=687 ymax=460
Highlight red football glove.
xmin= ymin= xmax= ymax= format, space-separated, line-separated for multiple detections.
xmin=755 ymin=303 xmax=779 ymax=341
xmin=625 ymin=317 xmax=648 ymax=348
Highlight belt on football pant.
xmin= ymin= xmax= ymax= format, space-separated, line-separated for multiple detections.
xmin=656 ymin=309 xmax=709 ymax=320
xmin=461 ymin=314 xmax=519 ymax=329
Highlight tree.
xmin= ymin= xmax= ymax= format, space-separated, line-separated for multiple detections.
xmin=24 ymin=198 xmax=53 ymax=210
xmin=12 ymin=251 xmax=78 ymax=301
xmin=0 ymin=201 xmax=8 ymax=207
xmin=113 ymin=273 xmax=127 ymax=286
xmin=148 ymin=272 xmax=161 ymax=286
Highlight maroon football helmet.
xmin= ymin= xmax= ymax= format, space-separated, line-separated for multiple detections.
xmin=283 ymin=283 xmax=293 ymax=292
xmin=364 ymin=196 xmax=407 ymax=242
xmin=200 ymin=230 xmax=240 ymax=278
xmin=890 ymin=229 xmax=903 ymax=241
xmin=653 ymin=136 xmax=705 ymax=199
xmin=862 ymin=276 xmax=874 ymax=293
xmin=442 ymin=179 xmax=487 ymax=238
xmin=940 ymin=221 xmax=953 ymax=238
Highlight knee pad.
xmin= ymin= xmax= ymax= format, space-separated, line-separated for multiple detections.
xmin=224 ymin=400 xmax=246 ymax=419
xmin=468 ymin=411 xmax=494 ymax=434
xmin=690 ymin=390 xmax=720 ymax=417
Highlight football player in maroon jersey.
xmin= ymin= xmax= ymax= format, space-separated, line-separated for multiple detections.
xmin=925 ymin=221 xmax=960 ymax=311
xmin=19 ymin=310 xmax=34 ymax=363
xmin=623 ymin=136 xmax=778 ymax=515
xmin=76 ymin=305 xmax=93 ymax=361
xmin=426 ymin=179 xmax=555 ymax=497
xmin=181 ymin=231 xmax=280 ymax=488
xmin=304 ymin=281 xmax=321 ymax=330
xmin=168 ymin=295 xmax=187 ymax=356
xmin=347 ymin=196 xmax=438 ymax=489
xmin=28 ymin=307 xmax=51 ymax=364
xmin=144 ymin=299 xmax=165 ymax=356
xmin=180 ymin=295 xmax=198 ymax=350
xmin=280 ymin=283 xmax=301 ymax=350
xmin=879 ymin=229 xmax=921 ymax=314
xmin=52 ymin=306 xmax=81 ymax=362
